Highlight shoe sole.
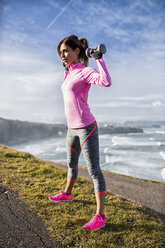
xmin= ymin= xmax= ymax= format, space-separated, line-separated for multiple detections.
xmin=49 ymin=198 xmax=72 ymax=202
xmin=83 ymin=224 xmax=106 ymax=231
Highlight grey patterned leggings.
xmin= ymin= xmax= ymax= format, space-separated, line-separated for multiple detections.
xmin=66 ymin=121 xmax=106 ymax=192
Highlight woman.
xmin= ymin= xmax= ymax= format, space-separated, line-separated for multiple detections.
xmin=49 ymin=35 xmax=112 ymax=231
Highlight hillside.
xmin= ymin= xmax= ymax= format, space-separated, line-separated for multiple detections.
xmin=0 ymin=117 xmax=143 ymax=146
xmin=0 ymin=117 xmax=66 ymax=145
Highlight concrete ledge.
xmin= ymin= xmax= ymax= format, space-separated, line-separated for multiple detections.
xmin=47 ymin=161 xmax=165 ymax=221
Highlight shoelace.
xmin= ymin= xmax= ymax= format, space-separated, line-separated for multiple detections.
xmin=57 ymin=190 xmax=64 ymax=197
xmin=88 ymin=214 xmax=102 ymax=226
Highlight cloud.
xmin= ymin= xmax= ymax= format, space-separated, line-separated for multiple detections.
xmin=68 ymin=0 xmax=164 ymax=52
xmin=0 ymin=48 xmax=65 ymax=122
xmin=0 ymin=0 xmax=164 ymax=123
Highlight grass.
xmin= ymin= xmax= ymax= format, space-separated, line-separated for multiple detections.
xmin=0 ymin=144 xmax=165 ymax=248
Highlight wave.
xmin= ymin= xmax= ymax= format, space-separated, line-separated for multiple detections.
xmin=155 ymin=131 xmax=165 ymax=134
xmin=160 ymin=152 xmax=165 ymax=160
xmin=101 ymin=160 xmax=165 ymax=181
xmin=13 ymin=122 xmax=165 ymax=182
xmin=111 ymin=136 xmax=164 ymax=148
xmin=161 ymin=168 xmax=165 ymax=181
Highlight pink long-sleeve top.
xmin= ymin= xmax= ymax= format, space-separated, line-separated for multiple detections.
xmin=61 ymin=58 xmax=112 ymax=128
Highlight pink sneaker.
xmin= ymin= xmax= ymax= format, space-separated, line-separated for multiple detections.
xmin=83 ymin=214 xmax=106 ymax=231
xmin=49 ymin=191 xmax=73 ymax=202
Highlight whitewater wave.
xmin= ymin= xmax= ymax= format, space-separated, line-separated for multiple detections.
xmin=111 ymin=135 xmax=164 ymax=148
xmin=161 ymin=168 xmax=165 ymax=181
xmin=14 ymin=122 xmax=165 ymax=182
xmin=160 ymin=152 xmax=165 ymax=160
xmin=156 ymin=131 xmax=165 ymax=134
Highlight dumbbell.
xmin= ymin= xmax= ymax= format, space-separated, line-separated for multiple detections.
xmin=85 ymin=44 xmax=106 ymax=58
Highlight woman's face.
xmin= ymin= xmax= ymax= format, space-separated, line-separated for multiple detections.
xmin=60 ymin=43 xmax=79 ymax=66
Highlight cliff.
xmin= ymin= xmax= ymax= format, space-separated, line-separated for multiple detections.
xmin=0 ymin=117 xmax=66 ymax=145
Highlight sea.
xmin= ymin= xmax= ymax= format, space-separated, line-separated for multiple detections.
xmin=14 ymin=120 xmax=165 ymax=182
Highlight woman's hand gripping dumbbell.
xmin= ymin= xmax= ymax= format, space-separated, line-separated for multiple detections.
xmin=85 ymin=44 xmax=106 ymax=59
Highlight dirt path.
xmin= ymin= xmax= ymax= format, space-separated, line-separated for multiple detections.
xmin=0 ymin=185 xmax=65 ymax=248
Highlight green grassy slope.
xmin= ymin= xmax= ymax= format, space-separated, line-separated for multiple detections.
xmin=0 ymin=145 xmax=164 ymax=248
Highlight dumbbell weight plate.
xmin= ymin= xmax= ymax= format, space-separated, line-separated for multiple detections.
xmin=98 ymin=44 xmax=106 ymax=54
xmin=85 ymin=48 xmax=93 ymax=58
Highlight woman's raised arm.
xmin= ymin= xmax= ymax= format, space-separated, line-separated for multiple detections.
xmin=82 ymin=58 xmax=112 ymax=87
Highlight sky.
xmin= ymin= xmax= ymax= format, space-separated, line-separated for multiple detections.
xmin=0 ymin=0 xmax=165 ymax=123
